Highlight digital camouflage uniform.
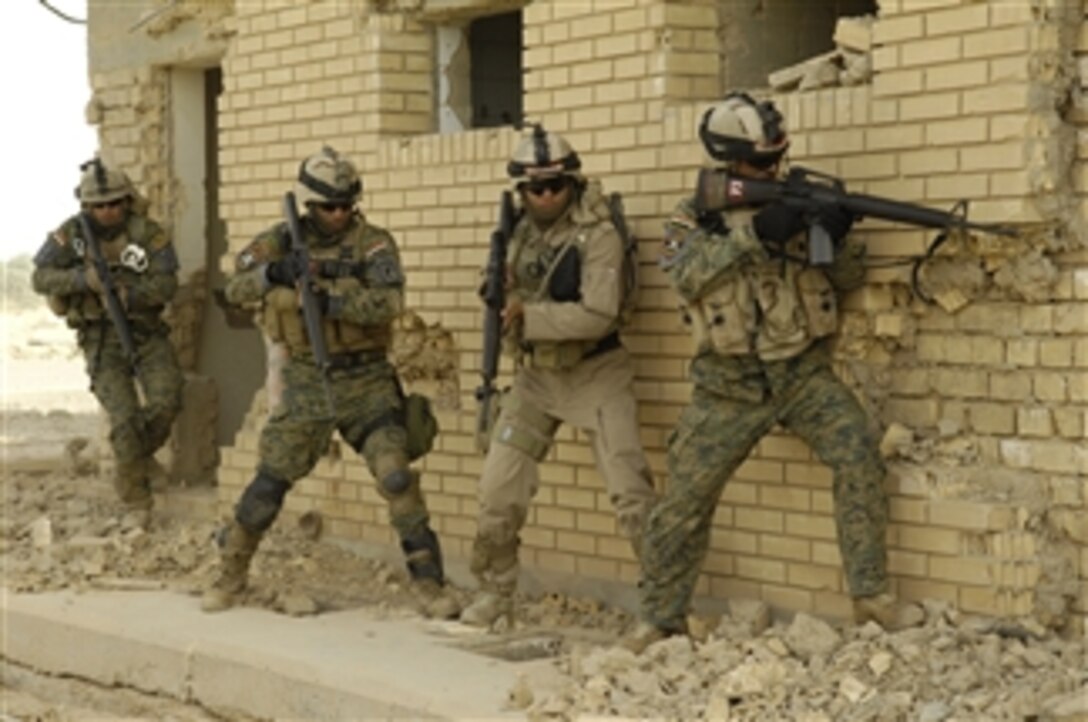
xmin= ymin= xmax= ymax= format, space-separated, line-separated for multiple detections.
xmin=637 ymin=197 xmax=887 ymax=634
xmin=204 ymin=148 xmax=453 ymax=616
xmin=463 ymin=128 xmax=657 ymax=627
xmin=31 ymin=164 xmax=183 ymax=518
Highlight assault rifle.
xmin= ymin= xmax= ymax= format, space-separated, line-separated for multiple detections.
xmin=475 ymin=190 xmax=517 ymax=453
xmin=695 ymin=166 xmax=1018 ymax=267
xmin=282 ymin=191 xmax=334 ymax=414
xmin=78 ymin=213 xmax=138 ymax=372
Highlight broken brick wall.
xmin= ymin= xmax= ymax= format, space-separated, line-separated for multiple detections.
xmin=87 ymin=0 xmax=1087 ymax=633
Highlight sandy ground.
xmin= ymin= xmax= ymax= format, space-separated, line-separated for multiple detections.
xmin=2 ymin=308 xmax=1086 ymax=721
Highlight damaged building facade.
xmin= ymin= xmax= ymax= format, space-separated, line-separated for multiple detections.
xmin=85 ymin=0 xmax=1087 ymax=633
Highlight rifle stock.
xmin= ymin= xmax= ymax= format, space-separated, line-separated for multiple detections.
xmin=475 ymin=190 xmax=517 ymax=453
xmin=78 ymin=213 xmax=138 ymax=371
xmin=282 ymin=191 xmax=335 ymax=414
xmin=695 ymin=166 xmax=1018 ymax=265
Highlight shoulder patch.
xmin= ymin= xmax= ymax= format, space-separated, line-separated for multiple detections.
xmin=368 ymin=253 xmax=404 ymax=286
xmin=365 ymin=239 xmax=391 ymax=259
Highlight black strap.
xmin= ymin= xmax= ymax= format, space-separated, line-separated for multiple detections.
xmin=583 ymin=331 xmax=621 ymax=360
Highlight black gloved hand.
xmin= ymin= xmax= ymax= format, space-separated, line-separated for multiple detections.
xmin=752 ymin=201 xmax=808 ymax=245
xmin=817 ymin=204 xmax=855 ymax=245
xmin=265 ymin=258 xmax=297 ymax=287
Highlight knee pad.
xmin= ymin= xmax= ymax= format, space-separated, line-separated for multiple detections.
xmin=234 ymin=471 xmax=290 ymax=533
xmin=401 ymin=526 xmax=444 ymax=584
xmin=380 ymin=468 xmax=413 ymax=496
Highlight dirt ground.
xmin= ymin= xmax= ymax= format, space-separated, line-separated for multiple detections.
xmin=2 ymin=307 xmax=1087 ymax=721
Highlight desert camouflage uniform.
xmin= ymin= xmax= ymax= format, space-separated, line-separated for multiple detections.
xmin=464 ymin=178 xmax=657 ymax=626
xmin=638 ymin=199 xmax=886 ymax=633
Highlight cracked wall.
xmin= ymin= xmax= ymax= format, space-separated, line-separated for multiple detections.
xmin=87 ymin=0 xmax=1087 ymax=633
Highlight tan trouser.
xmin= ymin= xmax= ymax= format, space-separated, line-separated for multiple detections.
xmin=477 ymin=347 xmax=657 ymax=549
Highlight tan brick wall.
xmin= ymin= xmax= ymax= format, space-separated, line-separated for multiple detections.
xmin=88 ymin=0 xmax=1087 ymax=631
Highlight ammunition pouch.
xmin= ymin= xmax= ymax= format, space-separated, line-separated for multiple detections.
xmin=521 ymin=331 xmax=620 ymax=370
xmin=491 ymin=393 xmax=558 ymax=461
xmin=403 ymin=392 xmax=438 ymax=461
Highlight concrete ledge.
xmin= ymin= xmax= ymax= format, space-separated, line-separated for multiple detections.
xmin=1 ymin=588 xmax=532 ymax=720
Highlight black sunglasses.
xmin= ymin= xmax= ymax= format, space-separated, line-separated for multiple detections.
xmin=744 ymin=154 xmax=781 ymax=170
xmin=91 ymin=198 xmax=125 ymax=210
xmin=522 ymin=176 xmax=569 ymax=196
xmin=316 ymin=202 xmax=353 ymax=213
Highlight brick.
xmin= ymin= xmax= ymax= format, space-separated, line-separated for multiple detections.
xmin=888 ymin=549 xmax=928 ymax=577
xmin=924 ymin=4 xmax=989 ymax=37
xmin=929 ymin=500 xmax=1016 ymax=531
xmin=872 ymin=15 xmax=924 ymax=45
xmin=925 ymin=173 xmax=988 ymax=201
xmin=759 ymin=534 xmax=811 ymax=562
xmin=865 ymin=124 xmax=923 ymax=151
xmin=761 ymin=585 xmax=814 ymax=614
xmin=897 ymin=525 xmax=962 ymax=554
xmin=787 ymin=563 xmax=841 ymax=591
xmin=872 ymin=68 xmax=923 ymax=97
xmin=1017 ymin=407 xmax=1054 ymax=437
xmin=969 ymin=403 xmax=1015 ymax=435
xmin=925 ymin=117 xmax=988 ymax=147
xmin=963 ymin=26 xmax=1030 ymax=58
xmin=734 ymin=508 xmax=784 ymax=533
xmin=962 ymin=84 xmax=1029 ymax=114
xmin=924 ymin=60 xmax=988 ymax=91
xmin=900 ymin=91 xmax=961 ymax=121
xmin=900 ymin=36 xmax=961 ymax=67
xmin=784 ymin=513 xmax=835 ymax=541
xmin=734 ymin=555 xmax=787 ymax=584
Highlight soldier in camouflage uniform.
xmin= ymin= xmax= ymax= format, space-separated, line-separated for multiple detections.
xmin=625 ymin=93 xmax=921 ymax=652
xmin=461 ymin=126 xmax=657 ymax=628
xmin=31 ymin=159 xmax=184 ymax=530
xmin=202 ymin=147 xmax=458 ymax=618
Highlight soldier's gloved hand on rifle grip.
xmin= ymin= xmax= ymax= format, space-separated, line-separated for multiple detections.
xmin=312 ymin=289 xmax=339 ymax=317
xmin=76 ymin=265 xmax=105 ymax=295
xmin=265 ymin=258 xmax=297 ymax=287
xmin=752 ymin=201 xmax=808 ymax=245
xmin=817 ymin=204 xmax=855 ymax=245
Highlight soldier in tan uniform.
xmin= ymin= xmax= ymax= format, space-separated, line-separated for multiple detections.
xmin=461 ymin=126 xmax=658 ymax=627
xmin=625 ymin=93 xmax=923 ymax=653
xmin=203 ymin=147 xmax=457 ymax=618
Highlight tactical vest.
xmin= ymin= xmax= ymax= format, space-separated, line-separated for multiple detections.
xmin=506 ymin=183 xmax=636 ymax=370
xmin=680 ymin=207 xmax=839 ymax=361
xmin=262 ymin=222 xmax=394 ymax=357
xmin=59 ymin=214 xmax=164 ymax=329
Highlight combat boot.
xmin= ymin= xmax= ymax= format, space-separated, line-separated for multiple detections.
xmin=853 ymin=592 xmax=925 ymax=631
xmin=120 ymin=506 xmax=152 ymax=532
xmin=201 ymin=522 xmax=261 ymax=613
xmin=400 ymin=526 xmax=460 ymax=619
xmin=621 ymin=621 xmax=686 ymax=655
xmin=460 ymin=585 xmax=515 ymax=629
xmin=411 ymin=578 xmax=462 ymax=620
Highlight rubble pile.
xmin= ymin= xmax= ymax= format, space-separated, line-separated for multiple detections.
xmin=527 ymin=604 xmax=1088 ymax=722
xmin=769 ymin=16 xmax=874 ymax=92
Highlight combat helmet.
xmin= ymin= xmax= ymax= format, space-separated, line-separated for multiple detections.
xmin=507 ymin=124 xmax=582 ymax=185
xmin=74 ymin=158 xmax=134 ymax=205
xmin=698 ymin=92 xmax=789 ymax=168
xmin=295 ymin=146 xmax=362 ymax=207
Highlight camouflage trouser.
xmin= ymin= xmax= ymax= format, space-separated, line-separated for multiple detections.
xmin=475 ymin=348 xmax=657 ymax=572
xmin=639 ymin=357 xmax=888 ymax=631
xmin=256 ymin=355 xmax=429 ymax=539
xmin=82 ymin=325 xmax=184 ymax=509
